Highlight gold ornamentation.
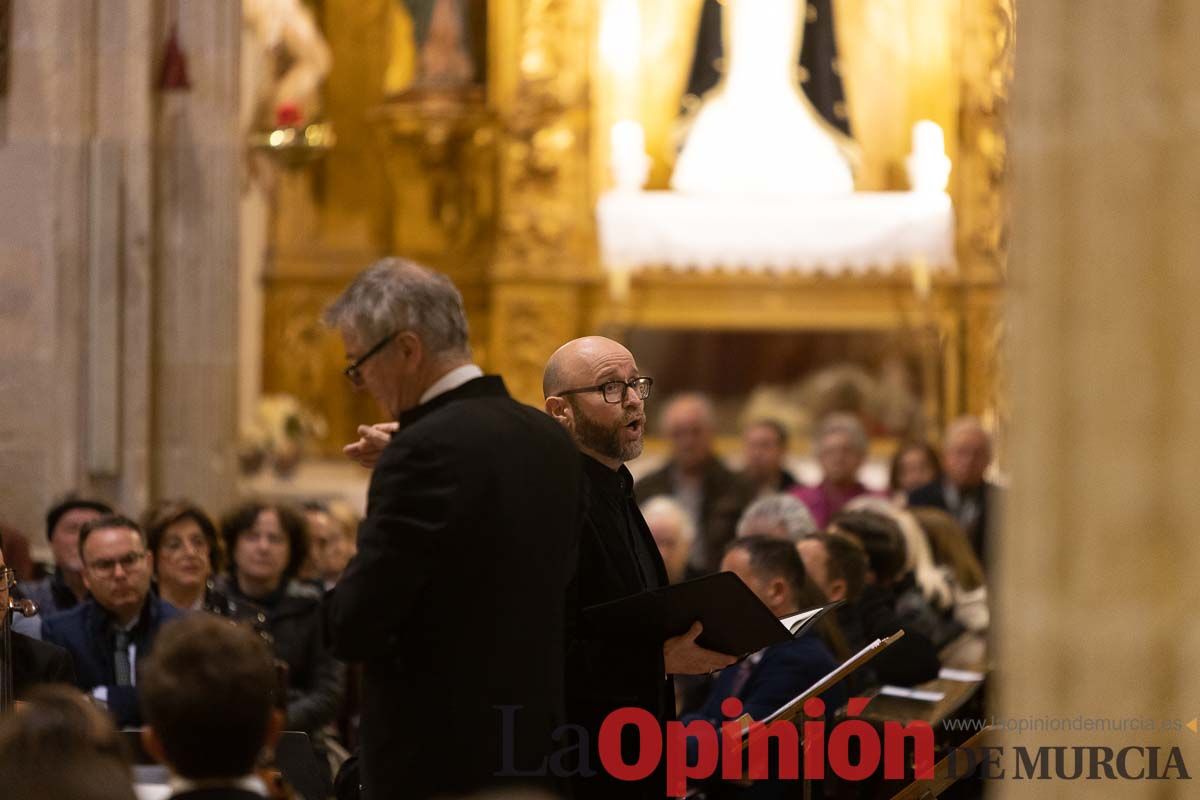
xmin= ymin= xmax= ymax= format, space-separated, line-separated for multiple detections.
xmin=958 ymin=0 xmax=1015 ymax=281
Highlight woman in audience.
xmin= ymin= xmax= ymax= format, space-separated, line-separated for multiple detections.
xmin=888 ymin=440 xmax=943 ymax=500
xmin=910 ymin=506 xmax=989 ymax=633
xmin=219 ymin=500 xmax=346 ymax=771
xmin=0 ymin=684 xmax=136 ymax=800
xmin=143 ymin=500 xmax=241 ymax=616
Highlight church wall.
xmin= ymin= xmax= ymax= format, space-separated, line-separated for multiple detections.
xmin=0 ymin=1 xmax=239 ymax=550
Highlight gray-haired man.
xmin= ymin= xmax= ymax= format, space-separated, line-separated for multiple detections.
xmin=324 ymin=258 xmax=582 ymax=800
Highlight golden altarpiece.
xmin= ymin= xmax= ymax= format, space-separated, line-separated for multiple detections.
xmin=260 ymin=0 xmax=1014 ymax=460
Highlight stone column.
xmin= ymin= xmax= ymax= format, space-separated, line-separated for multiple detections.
xmin=152 ymin=0 xmax=241 ymax=511
xmin=996 ymin=1 xmax=1200 ymax=796
xmin=0 ymin=1 xmax=240 ymax=548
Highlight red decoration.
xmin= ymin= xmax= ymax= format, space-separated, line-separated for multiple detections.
xmin=158 ymin=24 xmax=191 ymax=91
xmin=275 ymin=103 xmax=304 ymax=128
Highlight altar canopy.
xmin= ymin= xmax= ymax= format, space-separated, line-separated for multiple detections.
xmin=597 ymin=190 xmax=954 ymax=275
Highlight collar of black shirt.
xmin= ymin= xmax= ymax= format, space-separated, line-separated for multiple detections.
xmin=581 ymin=453 xmax=636 ymax=501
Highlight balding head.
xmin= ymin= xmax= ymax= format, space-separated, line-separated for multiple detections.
xmin=943 ymin=416 xmax=991 ymax=488
xmin=543 ymin=337 xmax=648 ymax=469
xmin=661 ymin=393 xmax=716 ymax=472
xmin=543 ymin=336 xmax=633 ymax=398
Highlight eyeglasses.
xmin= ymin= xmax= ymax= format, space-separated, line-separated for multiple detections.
xmin=557 ymin=376 xmax=654 ymax=404
xmin=86 ymin=550 xmax=147 ymax=577
xmin=343 ymin=332 xmax=397 ymax=386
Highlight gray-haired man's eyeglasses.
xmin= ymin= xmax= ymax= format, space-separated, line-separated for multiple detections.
xmin=557 ymin=377 xmax=654 ymax=404
xmin=343 ymin=332 xmax=397 ymax=386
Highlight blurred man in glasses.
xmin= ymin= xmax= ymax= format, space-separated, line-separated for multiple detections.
xmin=42 ymin=515 xmax=181 ymax=726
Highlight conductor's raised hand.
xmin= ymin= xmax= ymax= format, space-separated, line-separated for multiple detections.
xmin=343 ymin=422 xmax=399 ymax=469
xmin=663 ymin=621 xmax=737 ymax=676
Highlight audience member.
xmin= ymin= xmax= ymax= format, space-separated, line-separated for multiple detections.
xmin=218 ymin=501 xmax=345 ymax=765
xmin=41 ymin=514 xmax=181 ymax=726
xmin=21 ymin=495 xmax=113 ymax=616
xmin=642 ymin=495 xmax=696 ymax=584
xmin=888 ymin=440 xmax=943 ymax=499
xmin=302 ymin=501 xmax=356 ymax=590
xmin=2 ymin=540 xmax=75 ymax=698
xmin=0 ymin=684 xmax=135 ymax=800
xmin=908 ymin=416 xmax=1001 ymax=563
xmin=685 ymin=536 xmax=846 ymax=799
xmin=735 ymin=493 xmax=818 ymax=542
xmin=910 ymin=507 xmax=989 ymax=633
xmin=637 ymin=393 xmax=755 ymax=574
xmin=790 ymin=413 xmax=878 ymax=529
xmin=144 ymin=500 xmax=240 ymax=616
xmin=140 ymin=614 xmax=285 ymax=800
xmin=836 ymin=504 xmax=960 ymax=649
xmin=0 ymin=522 xmax=38 ymax=581
xmin=740 ymin=419 xmax=799 ymax=496
xmin=798 ymin=530 xmax=940 ymax=688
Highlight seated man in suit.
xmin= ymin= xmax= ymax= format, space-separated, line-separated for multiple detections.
xmin=637 ymin=393 xmax=755 ymax=575
xmin=141 ymin=614 xmax=285 ymax=800
xmin=2 ymin=541 xmax=76 ymax=698
xmin=20 ymin=495 xmax=113 ymax=616
xmin=684 ymin=536 xmax=846 ymax=799
xmin=907 ymin=416 xmax=1001 ymax=564
xmin=42 ymin=514 xmax=181 ymax=726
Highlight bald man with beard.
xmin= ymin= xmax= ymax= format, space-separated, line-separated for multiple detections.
xmin=543 ymin=337 xmax=735 ymax=800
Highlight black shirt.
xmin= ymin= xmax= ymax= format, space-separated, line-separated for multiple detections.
xmin=568 ymin=455 xmax=672 ymax=799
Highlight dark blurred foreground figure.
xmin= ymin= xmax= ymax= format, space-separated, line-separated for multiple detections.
xmin=2 ymin=539 xmax=75 ymax=697
xmin=0 ymin=684 xmax=136 ymax=800
xmin=324 ymin=259 xmax=582 ymax=800
xmin=141 ymin=614 xmax=285 ymax=800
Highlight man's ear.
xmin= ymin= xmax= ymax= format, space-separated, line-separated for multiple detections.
xmin=767 ymin=577 xmax=790 ymax=608
xmin=828 ymin=578 xmax=848 ymax=602
xmin=142 ymin=726 xmax=168 ymax=766
xmin=545 ymin=396 xmax=574 ymax=429
xmin=397 ymin=331 xmax=423 ymax=369
xmin=263 ymin=708 xmax=285 ymax=752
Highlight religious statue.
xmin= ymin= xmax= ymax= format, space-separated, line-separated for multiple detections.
xmin=671 ymin=0 xmax=855 ymax=195
xmin=239 ymin=0 xmax=331 ymax=437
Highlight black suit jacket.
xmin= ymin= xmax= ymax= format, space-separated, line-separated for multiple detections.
xmin=327 ymin=376 xmax=582 ymax=800
xmin=636 ymin=456 xmax=755 ymax=574
xmin=908 ymin=479 xmax=1001 ymax=565
xmin=11 ymin=629 xmax=76 ymax=698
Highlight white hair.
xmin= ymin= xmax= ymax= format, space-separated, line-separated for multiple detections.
xmin=323 ymin=257 xmax=470 ymax=359
xmin=736 ymin=493 xmax=818 ymax=542
xmin=844 ymin=495 xmax=953 ymax=609
xmin=641 ymin=496 xmax=696 ymax=545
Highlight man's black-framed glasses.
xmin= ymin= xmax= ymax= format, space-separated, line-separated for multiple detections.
xmin=557 ymin=376 xmax=654 ymax=404
xmin=343 ymin=332 xmax=397 ymax=386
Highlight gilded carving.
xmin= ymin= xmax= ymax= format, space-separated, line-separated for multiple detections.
xmin=493 ymin=0 xmax=593 ymax=280
xmin=957 ymin=0 xmax=1016 ymax=281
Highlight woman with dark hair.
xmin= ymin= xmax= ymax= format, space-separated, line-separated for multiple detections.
xmin=218 ymin=500 xmax=345 ymax=770
xmin=888 ymin=440 xmax=943 ymax=499
xmin=143 ymin=500 xmax=241 ymax=615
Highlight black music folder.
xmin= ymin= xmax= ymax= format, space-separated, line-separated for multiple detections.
xmin=581 ymin=571 xmax=843 ymax=656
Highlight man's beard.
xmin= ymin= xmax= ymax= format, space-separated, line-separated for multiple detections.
xmin=570 ymin=399 xmax=644 ymax=463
